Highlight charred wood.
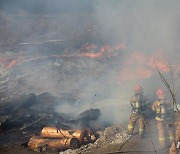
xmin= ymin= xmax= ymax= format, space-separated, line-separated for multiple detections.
xmin=48 ymin=138 xmax=80 ymax=150
xmin=28 ymin=135 xmax=80 ymax=152
xmin=28 ymin=135 xmax=49 ymax=152
xmin=41 ymin=127 xmax=83 ymax=141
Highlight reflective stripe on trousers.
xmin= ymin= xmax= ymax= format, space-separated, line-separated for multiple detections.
xmin=128 ymin=113 xmax=145 ymax=135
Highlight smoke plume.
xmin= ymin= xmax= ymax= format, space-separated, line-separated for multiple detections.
xmin=0 ymin=0 xmax=180 ymax=124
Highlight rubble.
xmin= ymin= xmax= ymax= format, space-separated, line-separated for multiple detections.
xmin=0 ymin=91 xmax=130 ymax=153
xmin=0 ymin=92 xmax=103 ymax=152
xmin=104 ymin=125 xmax=129 ymax=143
xmin=60 ymin=125 xmax=130 ymax=154
xmin=0 ymin=92 xmax=101 ymax=130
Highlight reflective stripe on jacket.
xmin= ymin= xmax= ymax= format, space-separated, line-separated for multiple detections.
xmin=152 ymin=98 xmax=172 ymax=121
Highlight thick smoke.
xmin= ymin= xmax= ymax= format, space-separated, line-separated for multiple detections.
xmin=88 ymin=0 xmax=180 ymax=123
xmin=0 ymin=0 xmax=180 ymax=124
xmin=93 ymin=0 xmax=180 ymax=52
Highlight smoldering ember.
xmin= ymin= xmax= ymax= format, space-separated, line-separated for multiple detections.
xmin=0 ymin=0 xmax=180 ymax=154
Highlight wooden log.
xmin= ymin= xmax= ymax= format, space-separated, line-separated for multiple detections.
xmin=48 ymin=138 xmax=80 ymax=150
xmin=28 ymin=135 xmax=49 ymax=152
xmin=41 ymin=127 xmax=84 ymax=143
xmin=28 ymin=135 xmax=80 ymax=152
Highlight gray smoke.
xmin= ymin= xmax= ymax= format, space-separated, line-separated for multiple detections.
xmin=0 ymin=0 xmax=180 ymax=124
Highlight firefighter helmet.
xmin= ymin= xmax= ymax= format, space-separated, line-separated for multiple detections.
xmin=156 ymin=88 xmax=164 ymax=97
xmin=134 ymin=85 xmax=143 ymax=93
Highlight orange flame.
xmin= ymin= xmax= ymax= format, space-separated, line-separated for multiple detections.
xmin=81 ymin=52 xmax=103 ymax=59
xmin=80 ymin=43 xmax=126 ymax=59
xmin=0 ymin=57 xmax=17 ymax=69
xmin=115 ymin=43 xmax=126 ymax=50
xmin=118 ymin=49 xmax=172 ymax=83
xmin=148 ymin=49 xmax=169 ymax=72
xmin=6 ymin=60 xmax=17 ymax=69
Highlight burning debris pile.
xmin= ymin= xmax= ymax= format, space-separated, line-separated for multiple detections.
xmin=1 ymin=1 xmax=180 ymax=153
xmin=0 ymin=90 xmax=132 ymax=153
xmin=0 ymin=39 xmax=129 ymax=153
xmin=0 ymin=92 xmax=103 ymax=152
xmin=60 ymin=125 xmax=130 ymax=154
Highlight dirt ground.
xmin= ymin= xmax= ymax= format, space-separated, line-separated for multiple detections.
xmin=0 ymin=120 xmax=171 ymax=154
xmin=65 ymin=120 xmax=170 ymax=154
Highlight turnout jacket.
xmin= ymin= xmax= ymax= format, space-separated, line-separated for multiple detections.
xmin=130 ymin=93 xmax=148 ymax=114
xmin=152 ymin=98 xmax=172 ymax=121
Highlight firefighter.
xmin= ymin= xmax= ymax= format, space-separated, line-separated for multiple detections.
xmin=169 ymin=121 xmax=180 ymax=154
xmin=152 ymin=88 xmax=174 ymax=148
xmin=169 ymin=111 xmax=180 ymax=154
xmin=128 ymin=85 xmax=148 ymax=138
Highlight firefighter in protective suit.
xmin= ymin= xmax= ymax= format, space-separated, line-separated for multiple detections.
xmin=128 ymin=85 xmax=148 ymax=138
xmin=152 ymin=88 xmax=174 ymax=148
xmin=169 ymin=113 xmax=180 ymax=154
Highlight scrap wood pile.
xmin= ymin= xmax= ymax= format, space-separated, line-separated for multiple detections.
xmin=0 ymin=92 xmax=101 ymax=130
xmin=0 ymin=92 xmax=103 ymax=152
xmin=28 ymin=127 xmax=99 ymax=152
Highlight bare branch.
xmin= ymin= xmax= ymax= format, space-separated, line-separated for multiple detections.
xmin=169 ymin=64 xmax=175 ymax=94
xmin=153 ymin=58 xmax=180 ymax=147
xmin=175 ymin=71 xmax=180 ymax=95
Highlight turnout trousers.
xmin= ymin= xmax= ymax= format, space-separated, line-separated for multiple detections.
xmin=156 ymin=120 xmax=174 ymax=148
xmin=128 ymin=112 xmax=145 ymax=137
